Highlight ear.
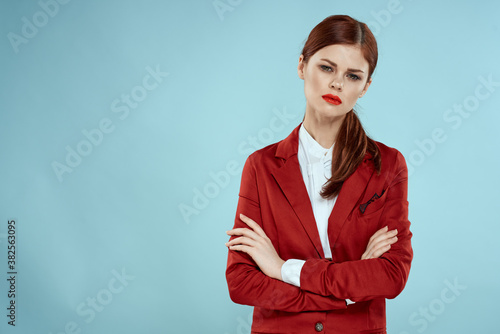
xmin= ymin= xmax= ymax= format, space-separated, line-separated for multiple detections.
xmin=359 ymin=77 xmax=372 ymax=98
xmin=297 ymin=55 xmax=305 ymax=80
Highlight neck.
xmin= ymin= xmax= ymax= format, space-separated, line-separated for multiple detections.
xmin=302 ymin=111 xmax=346 ymax=149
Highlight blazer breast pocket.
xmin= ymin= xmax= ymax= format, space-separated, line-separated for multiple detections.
xmin=358 ymin=189 xmax=387 ymax=218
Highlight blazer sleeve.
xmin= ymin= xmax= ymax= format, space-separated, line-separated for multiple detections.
xmin=225 ymin=154 xmax=347 ymax=312
xmin=299 ymin=151 xmax=413 ymax=302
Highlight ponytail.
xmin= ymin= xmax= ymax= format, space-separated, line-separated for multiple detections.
xmin=320 ymin=110 xmax=381 ymax=199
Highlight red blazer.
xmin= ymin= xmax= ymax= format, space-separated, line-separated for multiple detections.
xmin=226 ymin=123 xmax=413 ymax=334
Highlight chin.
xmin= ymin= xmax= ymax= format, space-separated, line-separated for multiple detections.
xmin=306 ymin=101 xmax=349 ymax=120
xmin=317 ymin=110 xmax=348 ymax=121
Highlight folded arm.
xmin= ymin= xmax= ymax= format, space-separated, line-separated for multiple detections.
xmin=225 ymin=156 xmax=347 ymax=312
xmin=300 ymin=154 xmax=413 ymax=301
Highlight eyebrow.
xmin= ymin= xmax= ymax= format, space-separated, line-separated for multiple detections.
xmin=320 ymin=58 xmax=365 ymax=73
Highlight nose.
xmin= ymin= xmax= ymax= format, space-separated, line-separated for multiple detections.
xmin=330 ymin=77 xmax=344 ymax=91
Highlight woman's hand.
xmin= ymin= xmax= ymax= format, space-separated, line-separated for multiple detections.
xmin=361 ymin=226 xmax=398 ymax=260
xmin=226 ymin=214 xmax=285 ymax=281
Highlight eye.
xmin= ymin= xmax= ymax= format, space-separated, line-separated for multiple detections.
xmin=320 ymin=65 xmax=333 ymax=72
xmin=347 ymin=73 xmax=361 ymax=81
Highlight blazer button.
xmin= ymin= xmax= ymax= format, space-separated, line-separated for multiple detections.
xmin=315 ymin=322 xmax=324 ymax=332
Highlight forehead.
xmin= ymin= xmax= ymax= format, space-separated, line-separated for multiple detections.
xmin=311 ymin=44 xmax=369 ymax=70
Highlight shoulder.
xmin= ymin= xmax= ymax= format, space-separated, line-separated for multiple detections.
xmin=374 ymin=140 xmax=408 ymax=178
xmin=247 ymin=123 xmax=300 ymax=165
xmin=249 ymin=141 xmax=280 ymax=160
xmin=375 ymin=141 xmax=406 ymax=164
xmin=245 ymin=140 xmax=283 ymax=171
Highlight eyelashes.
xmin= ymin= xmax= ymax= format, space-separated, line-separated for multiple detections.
xmin=319 ymin=65 xmax=362 ymax=81
xmin=320 ymin=65 xmax=333 ymax=72
xmin=347 ymin=73 xmax=361 ymax=81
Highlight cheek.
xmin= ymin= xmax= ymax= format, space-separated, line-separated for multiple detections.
xmin=305 ymin=71 xmax=324 ymax=87
xmin=346 ymin=86 xmax=365 ymax=102
xmin=343 ymin=92 xmax=357 ymax=103
xmin=303 ymin=79 xmax=317 ymax=99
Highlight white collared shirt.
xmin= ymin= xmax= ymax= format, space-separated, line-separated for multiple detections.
xmin=281 ymin=125 xmax=355 ymax=306
xmin=297 ymin=124 xmax=337 ymax=258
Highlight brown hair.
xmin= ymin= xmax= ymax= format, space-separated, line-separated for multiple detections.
xmin=300 ymin=15 xmax=381 ymax=198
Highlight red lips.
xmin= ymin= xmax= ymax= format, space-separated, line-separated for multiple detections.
xmin=322 ymin=94 xmax=342 ymax=105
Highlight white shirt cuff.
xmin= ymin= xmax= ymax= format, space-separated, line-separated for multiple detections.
xmin=281 ymin=259 xmax=305 ymax=287
xmin=281 ymin=259 xmax=356 ymax=306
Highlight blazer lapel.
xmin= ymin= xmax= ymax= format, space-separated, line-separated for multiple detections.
xmin=271 ymin=124 xmax=324 ymax=258
xmin=327 ymin=158 xmax=375 ymax=248
xmin=272 ymin=155 xmax=325 ymax=258
xmin=270 ymin=123 xmax=376 ymax=258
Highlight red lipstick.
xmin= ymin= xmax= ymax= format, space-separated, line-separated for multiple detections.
xmin=322 ymin=94 xmax=342 ymax=105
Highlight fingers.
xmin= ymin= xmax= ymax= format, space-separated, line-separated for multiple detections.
xmin=369 ymin=236 xmax=397 ymax=258
xmin=362 ymin=227 xmax=399 ymax=260
xmin=364 ymin=227 xmax=388 ymax=254
xmin=363 ymin=244 xmax=391 ymax=260
xmin=365 ymin=235 xmax=398 ymax=258
xmin=370 ymin=244 xmax=392 ymax=258
xmin=225 ymin=236 xmax=256 ymax=248
xmin=225 ymin=214 xmax=269 ymax=255
xmin=225 ymin=214 xmax=266 ymax=247
xmin=369 ymin=226 xmax=389 ymax=242
xmin=226 ymin=227 xmax=259 ymax=239
xmin=239 ymin=214 xmax=267 ymax=238
xmin=226 ymin=213 xmax=268 ymax=240
xmin=226 ymin=244 xmax=251 ymax=255
xmin=369 ymin=227 xmax=397 ymax=247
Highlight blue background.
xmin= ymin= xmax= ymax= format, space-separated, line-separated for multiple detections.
xmin=1 ymin=0 xmax=499 ymax=333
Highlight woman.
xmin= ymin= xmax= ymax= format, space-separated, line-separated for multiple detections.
xmin=225 ymin=15 xmax=413 ymax=334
